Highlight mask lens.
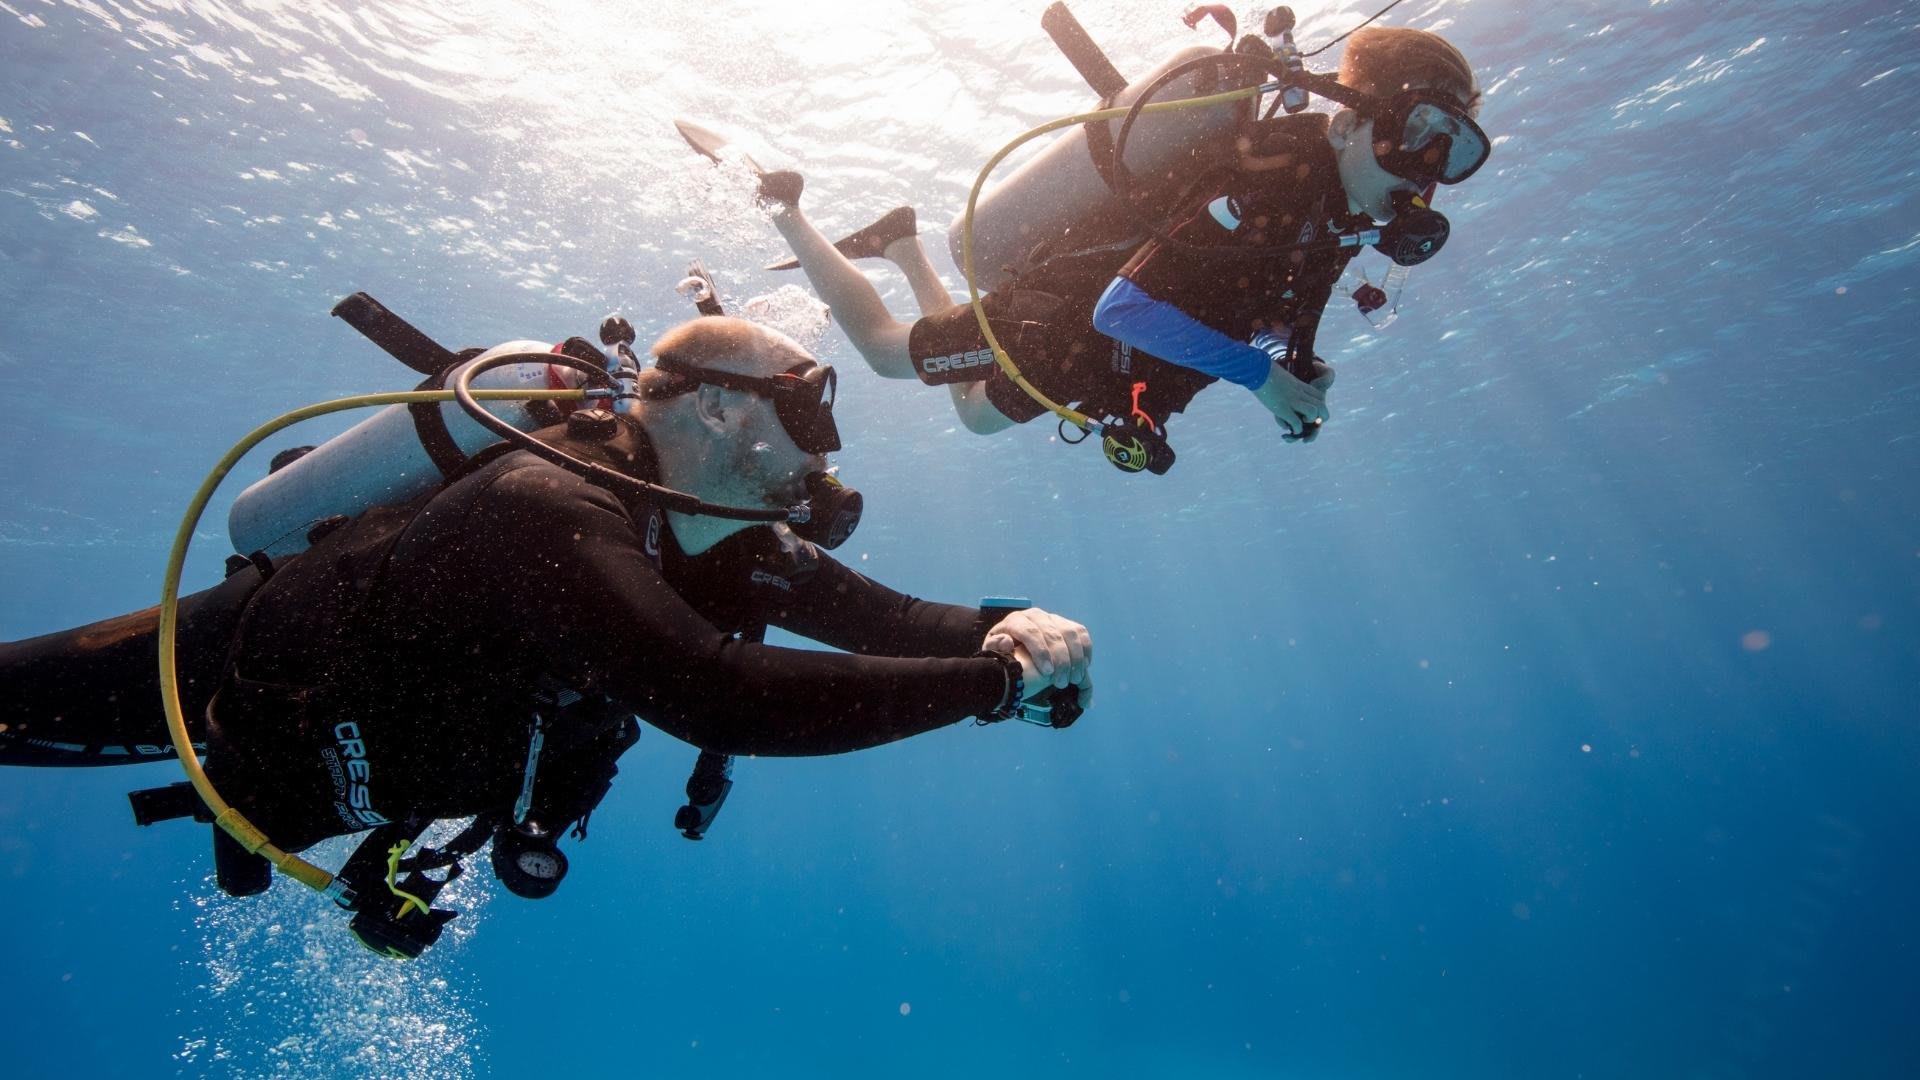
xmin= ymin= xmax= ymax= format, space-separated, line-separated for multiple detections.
xmin=816 ymin=365 xmax=836 ymax=413
xmin=1394 ymin=100 xmax=1488 ymax=185
xmin=773 ymin=364 xmax=840 ymax=455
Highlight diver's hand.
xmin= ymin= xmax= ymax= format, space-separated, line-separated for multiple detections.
xmin=1250 ymin=332 xmax=1334 ymax=437
xmin=1009 ymin=644 xmax=1096 ymax=715
xmin=1254 ymin=357 xmax=1336 ymax=436
xmin=982 ymin=608 xmax=1092 ymax=694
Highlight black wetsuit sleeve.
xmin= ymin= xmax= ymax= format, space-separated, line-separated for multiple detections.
xmin=463 ymin=463 xmax=1009 ymax=757
xmin=762 ymin=553 xmax=1001 ymax=659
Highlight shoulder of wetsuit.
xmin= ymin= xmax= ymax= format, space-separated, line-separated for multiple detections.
xmin=439 ymin=420 xmax=661 ymax=509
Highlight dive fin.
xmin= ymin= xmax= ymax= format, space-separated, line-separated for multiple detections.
xmin=767 ymin=206 xmax=917 ymax=270
xmin=675 ymin=118 xmax=803 ymax=208
xmin=1041 ymin=2 xmax=1130 ymax=99
xmin=674 ymin=118 xmax=763 ymax=174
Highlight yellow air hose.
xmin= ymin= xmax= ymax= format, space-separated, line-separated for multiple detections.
xmin=959 ymin=80 xmax=1270 ymax=431
xmin=156 ymin=385 xmax=588 ymax=900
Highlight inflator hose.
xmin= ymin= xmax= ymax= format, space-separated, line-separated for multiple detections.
xmin=1111 ymin=53 xmax=1391 ymax=261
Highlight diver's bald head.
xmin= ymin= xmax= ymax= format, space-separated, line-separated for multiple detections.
xmin=649 ymin=316 xmax=814 ymax=376
xmin=633 ymin=315 xmax=829 ymax=548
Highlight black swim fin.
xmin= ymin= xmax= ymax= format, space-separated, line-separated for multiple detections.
xmin=766 ymin=206 xmax=917 ymax=270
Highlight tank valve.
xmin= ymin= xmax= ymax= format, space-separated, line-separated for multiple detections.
xmin=1263 ymin=7 xmax=1309 ymax=113
xmin=599 ymin=315 xmax=636 ymax=348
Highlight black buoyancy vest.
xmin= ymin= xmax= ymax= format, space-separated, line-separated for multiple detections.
xmin=205 ymin=426 xmax=653 ymax=849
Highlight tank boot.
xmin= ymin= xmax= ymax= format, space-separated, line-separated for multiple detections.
xmin=767 ymin=205 xmax=916 ymax=270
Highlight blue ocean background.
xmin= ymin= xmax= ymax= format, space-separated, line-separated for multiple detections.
xmin=3 ymin=0 xmax=1916 ymax=1075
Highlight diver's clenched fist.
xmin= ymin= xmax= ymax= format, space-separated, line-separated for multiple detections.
xmin=982 ymin=608 xmax=1092 ymax=696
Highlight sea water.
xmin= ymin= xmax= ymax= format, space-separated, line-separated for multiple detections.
xmin=2 ymin=1 xmax=1915 ymax=1076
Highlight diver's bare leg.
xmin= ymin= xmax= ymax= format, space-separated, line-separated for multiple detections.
xmin=884 ymin=236 xmax=954 ymax=315
xmin=871 ymin=236 xmax=1015 ymax=433
xmin=769 ymin=207 xmax=915 ymax=379
xmin=770 ymin=201 xmax=1013 ymax=434
xmin=876 ymin=236 xmax=1016 ymax=434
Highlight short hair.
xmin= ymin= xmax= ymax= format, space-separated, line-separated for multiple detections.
xmin=652 ymin=316 xmax=782 ymax=374
xmin=1338 ymin=27 xmax=1481 ymax=116
xmin=641 ymin=316 xmax=815 ymax=398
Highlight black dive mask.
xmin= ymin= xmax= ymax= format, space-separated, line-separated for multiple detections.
xmin=792 ymin=471 xmax=862 ymax=549
xmin=1374 ymin=189 xmax=1450 ymax=266
xmin=654 ymin=357 xmax=841 ymax=455
xmin=1365 ymin=89 xmax=1490 ymax=188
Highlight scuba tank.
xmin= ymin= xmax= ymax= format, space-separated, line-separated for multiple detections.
xmin=950 ymin=4 xmax=1259 ymax=292
xmin=228 ymin=327 xmax=591 ymax=560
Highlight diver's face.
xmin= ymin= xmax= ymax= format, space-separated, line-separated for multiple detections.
xmin=731 ymin=396 xmax=826 ymax=509
xmin=1333 ymin=111 xmax=1424 ymax=222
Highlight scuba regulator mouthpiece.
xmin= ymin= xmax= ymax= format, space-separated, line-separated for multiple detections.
xmin=1374 ymin=190 xmax=1449 ymax=266
xmin=674 ymin=751 xmax=734 ymax=840
xmin=1101 ymin=416 xmax=1176 ymax=475
xmin=791 ymin=471 xmax=862 ymax=549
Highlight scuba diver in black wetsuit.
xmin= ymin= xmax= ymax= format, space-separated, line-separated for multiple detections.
xmin=1 ymin=303 xmax=1093 ymax=958
xmin=708 ymin=6 xmax=1487 ymax=475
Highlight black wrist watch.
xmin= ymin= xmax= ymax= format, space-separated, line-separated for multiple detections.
xmin=973 ymin=650 xmax=1026 ymax=723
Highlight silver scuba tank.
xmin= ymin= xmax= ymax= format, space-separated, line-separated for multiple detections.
xmin=948 ymin=44 xmax=1249 ymax=293
xmin=227 ymin=341 xmax=587 ymax=559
